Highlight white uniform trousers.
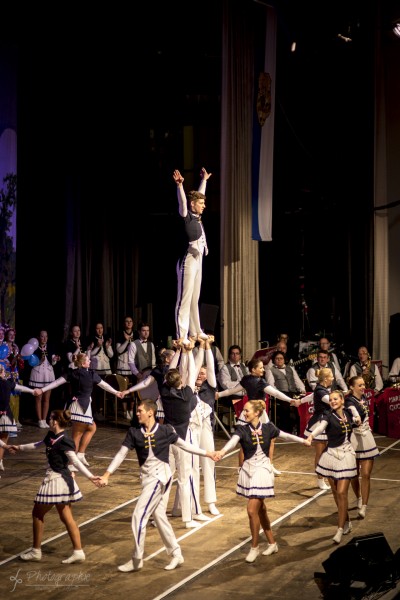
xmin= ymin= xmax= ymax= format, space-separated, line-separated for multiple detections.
xmin=131 ymin=473 xmax=180 ymax=561
xmin=175 ymin=252 xmax=203 ymax=340
xmin=199 ymin=416 xmax=217 ymax=504
xmin=167 ymin=428 xmax=195 ymax=523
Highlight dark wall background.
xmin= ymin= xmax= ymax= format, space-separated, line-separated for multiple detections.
xmin=5 ymin=0 xmax=394 ymax=357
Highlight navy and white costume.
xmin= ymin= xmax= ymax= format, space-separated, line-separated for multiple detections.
xmin=87 ymin=337 xmax=113 ymax=376
xmin=189 ymin=347 xmax=218 ymax=511
xmin=63 ymin=337 xmax=82 ymax=370
xmin=0 ymin=377 xmax=35 ymax=435
xmin=345 ymin=394 xmax=380 ymax=461
xmin=106 ymin=423 xmax=207 ymax=563
xmin=311 ymin=409 xmax=358 ymax=480
xmin=175 ymin=175 xmax=208 ymax=341
xmin=124 ymin=350 xmax=182 ymax=423
xmin=160 ymin=380 xmax=197 ymax=523
xmin=218 ymin=373 xmax=292 ymax=426
xmin=219 ymin=422 xmax=306 ymax=498
xmin=304 ymin=383 xmax=331 ymax=441
xmin=128 ymin=338 xmax=156 ymax=378
xmin=41 ymin=368 xmax=120 ymax=424
xmin=29 ymin=344 xmax=58 ymax=387
xmin=115 ymin=330 xmax=135 ymax=380
xmin=18 ymin=430 xmax=94 ymax=503
xmin=307 ymin=362 xmax=348 ymax=392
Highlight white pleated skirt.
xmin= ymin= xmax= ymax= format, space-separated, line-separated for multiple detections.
xmin=67 ymin=398 xmax=93 ymax=424
xmin=351 ymin=428 xmax=380 ymax=460
xmin=29 ymin=362 xmax=56 ymax=387
xmin=316 ymin=443 xmax=357 ymax=480
xmin=236 ymin=455 xmax=275 ymax=499
xmin=0 ymin=413 xmax=17 ymax=435
xmin=34 ymin=469 xmax=83 ymax=504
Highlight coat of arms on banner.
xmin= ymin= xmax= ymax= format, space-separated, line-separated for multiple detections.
xmin=257 ymin=72 xmax=271 ymax=126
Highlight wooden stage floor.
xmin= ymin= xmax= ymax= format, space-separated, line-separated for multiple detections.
xmin=1 ymin=417 xmax=399 ymax=600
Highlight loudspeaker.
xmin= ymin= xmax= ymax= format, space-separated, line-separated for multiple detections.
xmin=322 ymin=532 xmax=394 ymax=585
xmin=199 ymin=303 xmax=219 ymax=333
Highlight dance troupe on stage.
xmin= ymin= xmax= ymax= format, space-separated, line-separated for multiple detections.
xmin=0 ymin=168 xmax=379 ymax=569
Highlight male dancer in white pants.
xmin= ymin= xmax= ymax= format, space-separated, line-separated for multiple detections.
xmin=173 ymin=167 xmax=212 ymax=345
xmin=99 ymin=398 xmax=217 ymax=572
xmin=190 ymin=338 xmax=220 ymax=516
xmin=171 ymin=336 xmax=220 ymax=518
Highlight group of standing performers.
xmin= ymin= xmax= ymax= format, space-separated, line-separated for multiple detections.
xmin=0 ymin=167 xmax=379 ymax=570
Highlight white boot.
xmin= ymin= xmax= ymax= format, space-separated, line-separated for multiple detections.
xmin=208 ymin=503 xmax=220 ymax=516
xmin=164 ymin=554 xmax=184 ymax=570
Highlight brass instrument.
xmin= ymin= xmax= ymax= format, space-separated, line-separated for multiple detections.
xmin=361 ymin=357 xmax=376 ymax=389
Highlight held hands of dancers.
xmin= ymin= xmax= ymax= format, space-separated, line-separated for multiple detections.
xmin=206 ymin=450 xmax=221 ymax=462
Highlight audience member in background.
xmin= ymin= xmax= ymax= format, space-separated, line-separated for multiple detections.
xmin=305 ymin=390 xmax=360 ymax=544
xmin=128 ymin=322 xmax=156 ymax=382
xmin=306 ymin=349 xmax=348 ymax=392
xmin=388 ymin=355 xmax=400 ymax=383
xmin=29 ymin=330 xmax=61 ymax=428
xmin=115 ymin=316 xmax=136 ymax=420
xmin=63 ymin=325 xmax=82 ymax=370
xmin=128 ymin=322 xmax=156 ymax=424
xmin=87 ymin=322 xmax=114 ymax=422
xmin=318 ymin=337 xmax=341 ymax=372
xmin=346 ymin=375 xmax=380 ymax=520
xmin=0 ymin=325 xmax=6 ymax=365
xmin=218 ymin=345 xmax=249 ymax=432
xmin=349 ymin=346 xmax=383 ymax=395
xmin=4 ymin=326 xmax=23 ymax=430
xmin=269 ymin=351 xmax=306 ymax=434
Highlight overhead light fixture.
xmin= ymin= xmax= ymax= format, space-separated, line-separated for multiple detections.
xmin=393 ymin=22 xmax=400 ymax=37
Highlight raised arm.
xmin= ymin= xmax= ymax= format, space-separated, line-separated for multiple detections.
xmin=205 ymin=345 xmax=217 ymax=389
xmin=173 ymin=169 xmax=188 ymax=218
xmin=186 ymin=347 xmax=197 ymax=390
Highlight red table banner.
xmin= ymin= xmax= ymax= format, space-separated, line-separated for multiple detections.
xmin=376 ymin=387 xmax=400 ymax=439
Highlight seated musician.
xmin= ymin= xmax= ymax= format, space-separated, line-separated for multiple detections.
xmin=349 ymin=346 xmax=383 ymax=394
